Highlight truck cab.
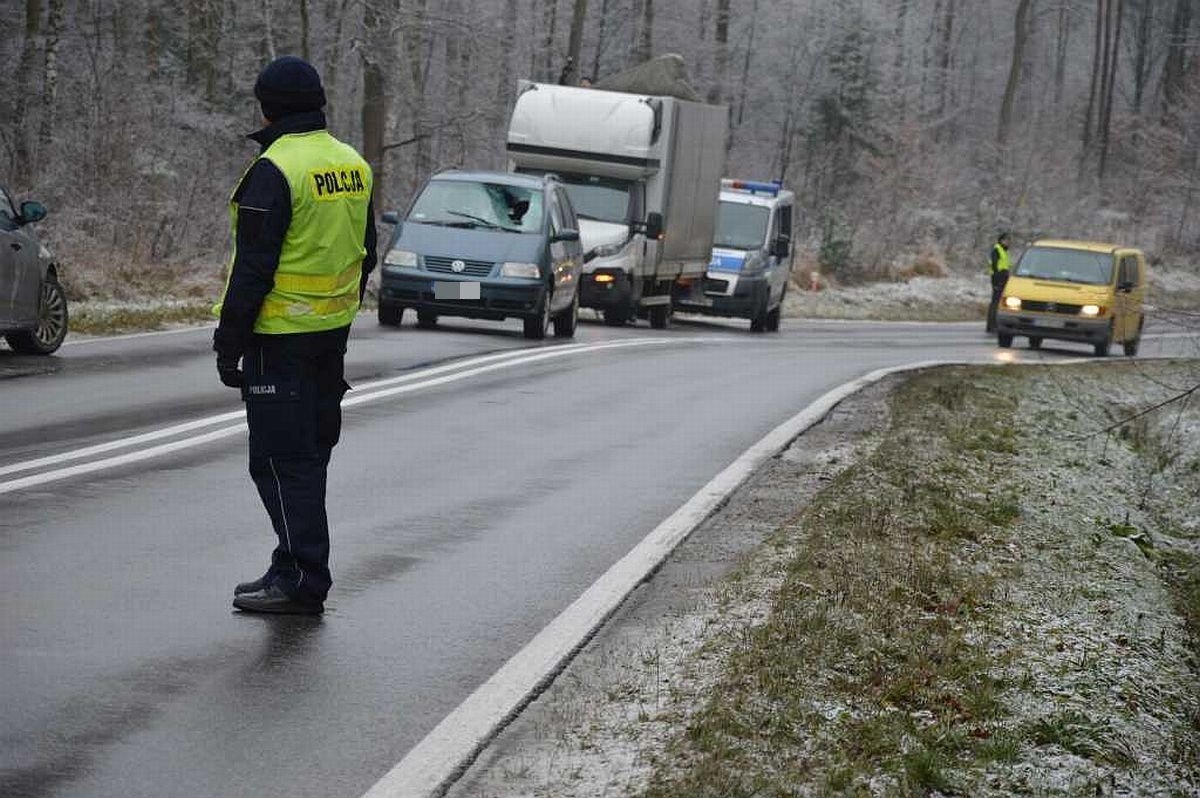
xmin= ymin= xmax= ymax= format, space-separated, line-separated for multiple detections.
xmin=673 ymin=179 xmax=793 ymax=332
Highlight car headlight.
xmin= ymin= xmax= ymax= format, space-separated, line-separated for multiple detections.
xmin=384 ymin=248 xmax=418 ymax=267
xmin=590 ymin=241 xmax=627 ymax=259
xmin=1080 ymin=304 xmax=1102 ymax=317
xmin=500 ymin=261 xmax=540 ymax=278
xmin=1004 ymin=296 xmax=1021 ymax=309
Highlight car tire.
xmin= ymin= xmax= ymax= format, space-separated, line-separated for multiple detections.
xmin=1028 ymin=337 xmax=1042 ymax=350
xmin=997 ymin=333 xmax=1013 ymax=348
xmin=524 ymin=290 xmax=551 ymax=339
xmin=553 ymin=291 xmax=579 ymax=338
xmin=648 ymin=303 xmax=669 ymax=330
xmin=749 ymin=295 xmax=769 ymax=333
xmin=5 ymin=276 xmax=68 ymax=355
xmin=1094 ymin=322 xmax=1113 ymax=357
xmin=416 ymin=309 xmax=438 ymax=329
xmin=378 ymin=302 xmax=404 ymax=327
xmin=764 ymin=304 xmax=782 ymax=332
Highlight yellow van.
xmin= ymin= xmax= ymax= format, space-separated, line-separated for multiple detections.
xmin=996 ymin=240 xmax=1146 ymax=356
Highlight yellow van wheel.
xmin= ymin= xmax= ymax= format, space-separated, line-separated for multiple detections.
xmin=1093 ymin=322 xmax=1113 ymax=357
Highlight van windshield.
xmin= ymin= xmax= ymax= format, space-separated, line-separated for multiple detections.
xmin=556 ymin=176 xmax=632 ymax=224
xmin=1014 ymin=247 xmax=1114 ymax=285
xmin=408 ymin=180 xmax=543 ymax=233
xmin=714 ymin=202 xmax=769 ymax=251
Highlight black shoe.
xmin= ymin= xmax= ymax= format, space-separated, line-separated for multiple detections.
xmin=232 ymin=584 xmax=324 ymax=615
xmin=234 ymin=576 xmax=268 ymax=596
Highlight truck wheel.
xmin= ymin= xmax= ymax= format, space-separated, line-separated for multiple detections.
xmin=1028 ymin=337 xmax=1042 ymax=350
xmin=997 ymin=333 xmax=1013 ymax=348
xmin=5 ymin=277 xmax=68 ymax=355
xmin=553 ymin=291 xmax=579 ymax=338
xmin=648 ymin=304 xmax=669 ymax=330
xmin=378 ymin=302 xmax=404 ymax=327
xmin=416 ymin=309 xmax=438 ymax=329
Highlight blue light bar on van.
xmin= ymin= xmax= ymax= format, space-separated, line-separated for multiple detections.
xmin=721 ymin=178 xmax=782 ymax=197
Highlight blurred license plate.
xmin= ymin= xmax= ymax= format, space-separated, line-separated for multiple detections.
xmin=1033 ymin=317 xmax=1066 ymax=328
xmin=434 ymin=281 xmax=480 ymax=300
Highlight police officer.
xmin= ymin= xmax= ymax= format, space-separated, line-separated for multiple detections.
xmin=214 ymin=56 xmax=376 ymax=615
xmin=986 ymin=231 xmax=1012 ymax=334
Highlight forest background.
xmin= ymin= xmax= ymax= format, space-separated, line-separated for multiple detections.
xmin=1 ymin=0 xmax=1197 ymax=304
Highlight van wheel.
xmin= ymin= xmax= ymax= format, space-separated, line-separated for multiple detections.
xmin=1123 ymin=338 xmax=1140 ymax=357
xmin=416 ymin=309 xmax=438 ymax=329
xmin=1094 ymin=322 xmax=1113 ymax=356
xmin=378 ymin=302 xmax=404 ymax=326
xmin=764 ymin=304 xmax=782 ymax=332
xmin=524 ymin=291 xmax=551 ymax=339
xmin=648 ymin=304 xmax=670 ymax=330
xmin=1028 ymin=337 xmax=1042 ymax=350
xmin=553 ymin=291 xmax=579 ymax=338
xmin=997 ymin=333 xmax=1013 ymax=348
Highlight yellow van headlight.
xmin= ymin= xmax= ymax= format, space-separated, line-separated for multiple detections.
xmin=1080 ymin=304 xmax=1102 ymax=317
xmin=1003 ymin=296 xmax=1021 ymax=310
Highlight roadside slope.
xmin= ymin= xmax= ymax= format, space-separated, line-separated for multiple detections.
xmin=448 ymin=360 xmax=1200 ymax=797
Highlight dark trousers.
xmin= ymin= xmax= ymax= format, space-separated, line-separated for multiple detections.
xmin=987 ymin=270 xmax=1009 ymax=333
xmin=242 ymin=326 xmax=350 ymax=602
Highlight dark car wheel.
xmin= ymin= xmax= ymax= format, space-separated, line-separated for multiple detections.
xmin=764 ymin=303 xmax=782 ymax=332
xmin=416 ymin=309 xmax=438 ymax=329
xmin=5 ymin=277 xmax=68 ymax=355
xmin=378 ymin=302 xmax=404 ymax=326
xmin=997 ymin=333 xmax=1013 ymax=348
xmin=1028 ymin=337 xmax=1042 ymax=350
xmin=648 ymin=303 xmax=669 ymax=330
xmin=553 ymin=290 xmax=579 ymax=338
xmin=524 ymin=291 xmax=551 ymax=339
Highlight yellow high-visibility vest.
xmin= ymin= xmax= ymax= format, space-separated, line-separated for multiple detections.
xmin=216 ymin=129 xmax=372 ymax=334
xmin=992 ymin=243 xmax=1011 ymax=273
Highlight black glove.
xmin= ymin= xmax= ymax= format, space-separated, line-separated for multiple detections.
xmin=216 ymin=355 xmax=243 ymax=388
xmin=213 ymin=328 xmax=244 ymax=389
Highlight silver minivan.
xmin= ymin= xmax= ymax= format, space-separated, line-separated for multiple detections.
xmin=1 ymin=185 xmax=68 ymax=354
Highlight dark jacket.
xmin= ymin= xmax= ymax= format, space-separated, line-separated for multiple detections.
xmin=214 ymin=111 xmax=377 ymax=360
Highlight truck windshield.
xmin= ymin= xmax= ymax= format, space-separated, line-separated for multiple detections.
xmin=408 ymin=180 xmax=543 ymax=233
xmin=1014 ymin=247 xmax=1114 ymax=285
xmin=714 ymin=202 xmax=769 ymax=251
xmin=557 ymin=176 xmax=632 ymax=224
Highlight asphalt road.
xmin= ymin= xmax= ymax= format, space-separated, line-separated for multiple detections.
xmin=1 ymin=313 xmax=1193 ymax=798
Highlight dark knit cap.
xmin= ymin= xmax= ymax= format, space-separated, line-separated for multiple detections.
xmin=254 ymin=56 xmax=326 ymax=121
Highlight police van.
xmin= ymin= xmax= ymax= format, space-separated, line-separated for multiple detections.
xmin=672 ymin=179 xmax=793 ymax=332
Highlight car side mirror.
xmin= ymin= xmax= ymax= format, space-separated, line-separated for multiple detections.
xmin=19 ymin=200 xmax=46 ymax=224
xmin=770 ymin=236 xmax=790 ymax=259
xmin=644 ymin=212 xmax=663 ymax=240
xmin=552 ymin=228 xmax=580 ymax=243
xmin=380 ymin=211 xmax=400 ymax=225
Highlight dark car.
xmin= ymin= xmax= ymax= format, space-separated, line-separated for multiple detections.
xmin=377 ymin=171 xmax=583 ymax=339
xmin=1 ymin=185 xmax=67 ymax=354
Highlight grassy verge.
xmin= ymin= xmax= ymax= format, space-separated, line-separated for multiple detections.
xmin=68 ymin=299 xmax=218 ymax=335
xmin=640 ymin=363 xmax=1200 ymax=796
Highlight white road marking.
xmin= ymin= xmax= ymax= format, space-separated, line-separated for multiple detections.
xmin=358 ymin=359 xmax=964 ymax=798
xmin=0 ymin=337 xmax=720 ymax=495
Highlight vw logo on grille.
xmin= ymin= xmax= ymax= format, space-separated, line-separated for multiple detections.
xmin=451 ymin=260 xmax=467 ymax=273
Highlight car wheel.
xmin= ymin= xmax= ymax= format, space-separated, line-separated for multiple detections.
xmin=416 ymin=309 xmax=438 ymax=329
xmin=764 ymin=304 xmax=782 ymax=332
xmin=6 ymin=277 xmax=68 ymax=355
xmin=378 ymin=302 xmax=404 ymax=326
xmin=1094 ymin=322 xmax=1113 ymax=357
xmin=997 ymin=333 xmax=1013 ymax=348
xmin=749 ymin=295 xmax=769 ymax=333
xmin=553 ymin=290 xmax=579 ymax=338
xmin=1028 ymin=337 xmax=1042 ymax=350
xmin=648 ymin=303 xmax=669 ymax=330
xmin=524 ymin=290 xmax=551 ymax=339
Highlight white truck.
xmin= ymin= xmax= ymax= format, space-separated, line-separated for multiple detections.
xmin=506 ymin=81 xmax=728 ymax=327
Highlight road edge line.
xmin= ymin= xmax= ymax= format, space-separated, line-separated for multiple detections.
xmin=360 ymin=359 xmax=965 ymax=798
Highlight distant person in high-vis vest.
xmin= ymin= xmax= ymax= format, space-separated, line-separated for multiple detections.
xmin=986 ymin=231 xmax=1012 ymax=334
xmin=213 ymin=56 xmax=376 ymax=615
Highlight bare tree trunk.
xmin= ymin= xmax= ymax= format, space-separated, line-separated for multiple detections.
xmin=735 ymin=0 xmax=760 ymax=126
xmin=540 ymin=0 xmax=559 ymax=81
xmin=300 ymin=0 xmax=311 ymax=61
xmin=37 ymin=0 xmax=64 ymax=159
xmin=1053 ymin=3 xmax=1069 ymax=104
xmin=1161 ymin=0 xmax=1194 ymax=124
xmin=263 ymin=0 xmax=277 ymax=60
xmin=1083 ymin=0 xmax=1105 ymax=152
xmin=1098 ymin=0 xmax=1126 ymax=178
xmin=591 ymin=0 xmax=610 ymax=80
xmin=707 ymin=0 xmax=730 ymax=103
xmin=936 ymin=0 xmax=956 ymax=115
xmin=563 ymin=0 xmax=587 ymax=85
xmin=635 ymin=0 xmax=653 ymax=63
xmin=361 ymin=0 xmax=387 ymax=199
xmin=13 ymin=0 xmax=43 ymax=169
xmin=403 ymin=1 xmax=431 ymax=183
xmin=501 ymin=0 xmax=519 ymax=110
xmin=892 ymin=0 xmax=908 ymax=112
xmin=997 ymin=0 xmax=1033 ymax=146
